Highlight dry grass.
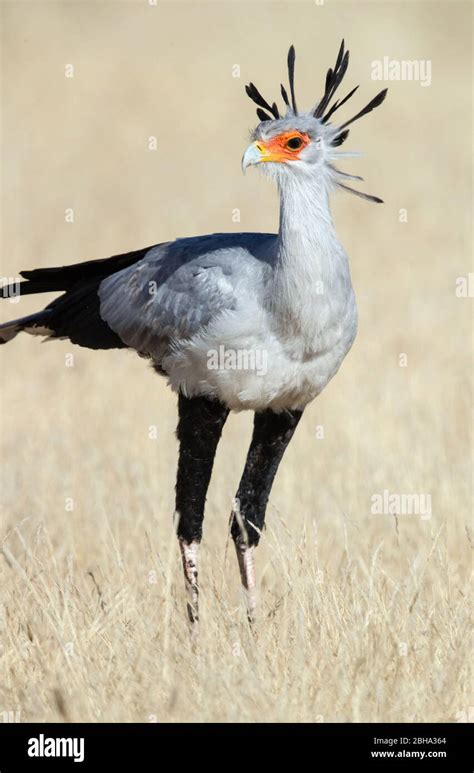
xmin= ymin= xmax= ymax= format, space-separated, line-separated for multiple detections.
xmin=0 ymin=1 xmax=471 ymax=723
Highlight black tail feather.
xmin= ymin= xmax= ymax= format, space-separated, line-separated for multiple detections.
xmin=0 ymin=310 xmax=53 ymax=344
xmin=19 ymin=244 xmax=154 ymax=292
xmin=0 ymin=243 xmax=156 ymax=350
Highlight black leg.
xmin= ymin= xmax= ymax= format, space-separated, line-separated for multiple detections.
xmin=230 ymin=408 xmax=303 ymax=620
xmin=175 ymin=392 xmax=229 ymax=623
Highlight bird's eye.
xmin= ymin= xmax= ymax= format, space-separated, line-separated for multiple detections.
xmin=285 ymin=136 xmax=303 ymax=151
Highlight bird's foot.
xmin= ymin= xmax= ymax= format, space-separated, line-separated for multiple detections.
xmin=179 ymin=539 xmax=200 ymax=630
xmin=235 ymin=542 xmax=257 ymax=624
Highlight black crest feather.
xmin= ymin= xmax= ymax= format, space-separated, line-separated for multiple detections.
xmin=337 ymin=182 xmax=384 ymax=204
xmin=339 ymin=88 xmax=388 ymax=130
xmin=331 ymin=129 xmax=350 ymax=147
xmin=245 ymin=42 xmax=387 ymax=142
xmin=245 ymin=83 xmax=279 ymax=119
xmin=322 ymin=85 xmax=359 ymax=123
xmin=256 ymin=108 xmax=271 ymax=122
xmin=287 ymin=45 xmax=297 ymax=113
xmin=245 ymin=45 xmax=297 ymax=121
xmin=314 ymin=40 xmax=350 ymax=119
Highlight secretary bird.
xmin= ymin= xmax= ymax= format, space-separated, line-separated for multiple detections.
xmin=0 ymin=42 xmax=386 ymax=624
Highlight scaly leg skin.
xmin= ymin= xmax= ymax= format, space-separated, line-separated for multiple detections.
xmin=179 ymin=539 xmax=200 ymax=625
xmin=231 ymin=408 xmax=303 ymax=625
xmin=235 ymin=542 xmax=257 ymax=624
xmin=175 ymin=393 xmax=229 ymax=630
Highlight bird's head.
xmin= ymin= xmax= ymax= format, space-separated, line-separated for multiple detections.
xmin=242 ymin=42 xmax=387 ymax=203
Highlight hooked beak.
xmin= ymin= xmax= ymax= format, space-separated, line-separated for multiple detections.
xmin=241 ymin=142 xmax=265 ymax=173
xmin=241 ymin=141 xmax=277 ymax=173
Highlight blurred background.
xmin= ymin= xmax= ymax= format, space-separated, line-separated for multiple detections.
xmin=0 ymin=1 xmax=471 ymax=723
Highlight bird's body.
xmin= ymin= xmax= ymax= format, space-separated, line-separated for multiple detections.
xmin=1 ymin=41 xmax=385 ymax=625
xmin=99 ymin=185 xmax=357 ymax=412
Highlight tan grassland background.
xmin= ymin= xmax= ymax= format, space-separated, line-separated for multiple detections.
xmin=0 ymin=0 xmax=472 ymax=722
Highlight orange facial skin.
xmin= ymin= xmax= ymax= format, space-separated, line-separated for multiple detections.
xmin=255 ymin=131 xmax=310 ymax=163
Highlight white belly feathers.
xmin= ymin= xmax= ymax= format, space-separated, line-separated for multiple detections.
xmin=160 ymin=290 xmax=358 ymax=412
